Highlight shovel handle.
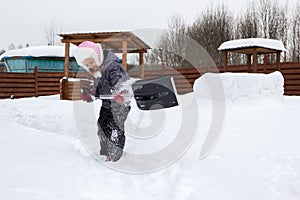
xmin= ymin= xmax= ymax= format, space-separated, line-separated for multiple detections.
xmin=99 ymin=95 xmax=132 ymax=100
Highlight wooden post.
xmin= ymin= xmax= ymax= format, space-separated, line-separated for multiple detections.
xmin=207 ymin=58 xmax=212 ymax=72
xmin=276 ymin=52 xmax=281 ymax=71
xmin=264 ymin=54 xmax=268 ymax=73
xmin=224 ymin=51 xmax=228 ymax=72
xmin=60 ymin=78 xmax=68 ymax=100
xmin=61 ymin=42 xmax=70 ymax=100
xmin=161 ymin=62 xmax=166 ymax=75
xmin=122 ymin=36 xmax=127 ymax=71
xmin=139 ymin=51 xmax=144 ymax=79
xmin=247 ymin=54 xmax=252 ymax=73
xmin=253 ymin=49 xmax=257 ymax=73
xmin=64 ymin=42 xmax=70 ymax=78
xmin=34 ymin=66 xmax=38 ymax=97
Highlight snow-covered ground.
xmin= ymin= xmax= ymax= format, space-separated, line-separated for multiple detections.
xmin=1 ymin=72 xmax=300 ymax=200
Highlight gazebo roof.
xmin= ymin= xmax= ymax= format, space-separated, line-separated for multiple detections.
xmin=58 ymin=31 xmax=151 ymax=53
xmin=218 ymin=38 xmax=286 ymax=54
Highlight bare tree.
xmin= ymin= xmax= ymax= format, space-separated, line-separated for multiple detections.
xmin=147 ymin=0 xmax=296 ymax=68
xmin=150 ymin=15 xmax=188 ymax=68
xmin=8 ymin=43 xmax=16 ymax=50
xmin=290 ymin=2 xmax=300 ymax=62
xmin=188 ymin=4 xmax=234 ymax=66
xmin=236 ymin=2 xmax=260 ymax=39
xmin=258 ymin=0 xmax=289 ymax=61
xmin=244 ymin=0 xmax=289 ymax=62
xmin=44 ymin=19 xmax=60 ymax=45
xmin=234 ymin=3 xmax=261 ymax=65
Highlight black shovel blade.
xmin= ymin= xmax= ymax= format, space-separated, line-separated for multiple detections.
xmin=131 ymin=75 xmax=179 ymax=110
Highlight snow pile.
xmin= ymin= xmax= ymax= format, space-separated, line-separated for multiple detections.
xmin=194 ymin=71 xmax=284 ymax=102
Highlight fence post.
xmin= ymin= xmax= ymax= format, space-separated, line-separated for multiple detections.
xmin=276 ymin=52 xmax=281 ymax=71
xmin=247 ymin=54 xmax=252 ymax=73
xmin=34 ymin=67 xmax=38 ymax=97
xmin=161 ymin=62 xmax=166 ymax=75
xmin=224 ymin=51 xmax=228 ymax=72
xmin=60 ymin=78 xmax=68 ymax=100
xmin=264 ymin=54 xmax=268 ymax=73
xmin=139 ymin=51 xmax=145 ymax=79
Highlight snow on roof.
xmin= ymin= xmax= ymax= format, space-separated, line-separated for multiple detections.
xmin=218 ymin=38 xmax=286 ymax=52
xmin=58 ymin=30 xmax=130 ymax=35
xmin=0 ymin=45 xmax=77 ymax=60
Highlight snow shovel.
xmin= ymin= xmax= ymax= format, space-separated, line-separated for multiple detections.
xmin=99 ymin=75 xmax=179 ymax=110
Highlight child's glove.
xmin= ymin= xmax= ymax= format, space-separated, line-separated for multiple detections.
xmin=89 ymin=89 xmax=96 ymax=96
xmin=81 ymin=88 xmax=93 ymax=103
xmin=114 ymin=91 xmax=127 ymax=104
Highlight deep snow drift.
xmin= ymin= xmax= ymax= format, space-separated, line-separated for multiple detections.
xmin=194 ymin=71 xmax=284 ymax=101
xmin=1 ymin=71 xmax=300 ymax=200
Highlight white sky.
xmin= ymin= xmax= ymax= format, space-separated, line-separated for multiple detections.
xmin=0 ymin=0 xmax=298 ymax=50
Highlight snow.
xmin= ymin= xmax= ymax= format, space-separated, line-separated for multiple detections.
xmin=59 ymin=30 xmax=131 ymax=35
xmin=194 ymin=71 xmax=285 ymax=102
xmin=0 ymin=45 xmax=78 ymax=60
xmin=218 ymin=38 xmax=286 ymax=51
xmin=1 ymin=72 xmax=300 ymax=199
xmin=60 ymin=77 xmax=91 ymax=83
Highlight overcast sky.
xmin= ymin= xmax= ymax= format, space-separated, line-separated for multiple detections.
xmin=0 ymin=0 xmax=298 ymax=50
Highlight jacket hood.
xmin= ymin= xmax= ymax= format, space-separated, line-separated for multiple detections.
xmin=74 ymin=42 xmax=104 ymax=69
xmin=102 ymin=50 xmax=120 ymax=70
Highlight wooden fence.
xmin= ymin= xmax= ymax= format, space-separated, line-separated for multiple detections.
xmin=129 ymin=67 xmax=210 ymax=94
xmin=0 ymin=62 xmax=300 ymax=99
xmin=0 ymin=67 xmax=89 ymax=99
xmin=128 ymin=62 xmax=300 ymax=95
xmin=218 ymin=62 xmax=300 ymax=96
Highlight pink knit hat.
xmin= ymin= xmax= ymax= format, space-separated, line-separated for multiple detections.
xmin=74 ymin=41 xmax=104 ymax=69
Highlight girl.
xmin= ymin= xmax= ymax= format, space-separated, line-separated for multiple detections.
xmin=74 ymin=41 xmax=131 ymax=162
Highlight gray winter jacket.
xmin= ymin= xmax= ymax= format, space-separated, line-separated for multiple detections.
xmin=95 ymin=50 xmax=129 ymax=108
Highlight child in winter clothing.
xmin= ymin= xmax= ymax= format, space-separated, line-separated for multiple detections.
xmin=74 ymin=41 xmax=131 ymax=162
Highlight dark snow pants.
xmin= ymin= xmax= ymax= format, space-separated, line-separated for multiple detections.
xmin=97 ymin=103 xmax=131 ymax=162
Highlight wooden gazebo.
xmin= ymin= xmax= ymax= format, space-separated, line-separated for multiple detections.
xmin=58 ymin=31 xmax=151 ymax=100
xmin=59 ymin=31 xmax=151 ymax=77
xmin=218 ymin=38 xmax=286 ymax=72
